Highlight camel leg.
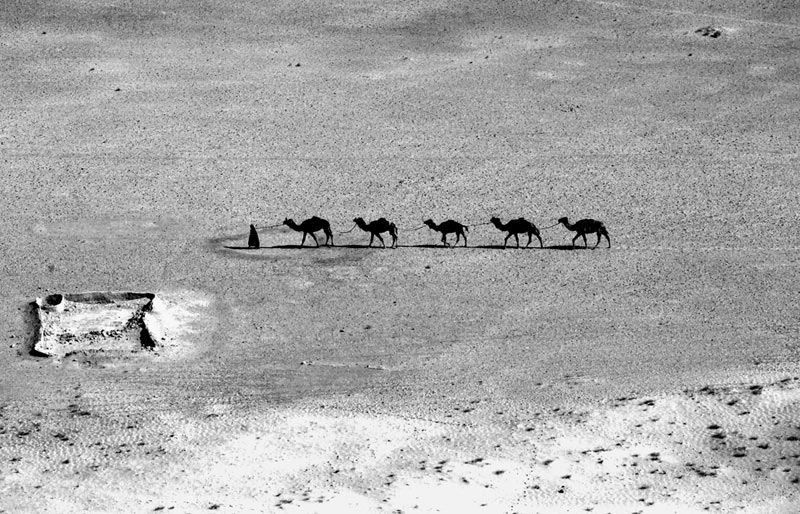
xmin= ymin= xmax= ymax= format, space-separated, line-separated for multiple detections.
xmin=594 ymin=232 xmax=601 ymax=249
xmin=582 ymin=234 xmax=588 ymax=248
xmin=534 ymin=231 xmax=543 ymax=248
xmin=391 ymin=232 xmax=397 ymax=248
xmin=525 ymin=233 xmax=532 ymax=248
xmin=368 ymin=234 xmax=375 ymax=247
xmin=572 ymin=234 xmax=580 ymax=247
xmin=514 ymin=234 xmax=520 ymax=248
xmin=300 ymin=233 xmax=307 ymax=247
xmin=441 ymin=233 xmax=450 ymax=247
xmin=462 ymin=231 xmax=467 ymax=247
xmin=453 ymin=232 xmax=461 ymax=247
xmin=605 ymin=232 xmax=611 ymax=248
xmin=310 ymin=232 xmax=319 ymax=247
xmin=504 ymin=233 xmax=511 ymax=248
xmin=375 ymin=233 xmax=385 ymax=248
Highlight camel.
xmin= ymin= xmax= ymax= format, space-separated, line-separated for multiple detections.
xmin=489 ymin=217 xmax=543 ymax=248
xmin=353 ymin=217 xmax=398 ymax=248
xmin=282 ymin=216 xmax=334 ymax=247
xmin=557 ymin=217 xmax=611 ymax=248
xmin=423 ymin=219 xmax=468 ymax=247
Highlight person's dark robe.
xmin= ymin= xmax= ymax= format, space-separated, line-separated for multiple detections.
xmin=248 ymin=224 xmax=260 ymax=249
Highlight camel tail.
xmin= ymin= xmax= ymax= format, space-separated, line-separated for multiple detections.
xmin=389 ymin=222 xmax=397 ymax=237
xmin=598 ymin=224 xmax=611 ymax=248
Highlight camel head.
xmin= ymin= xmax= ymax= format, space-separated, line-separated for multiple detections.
xmin=490 ymin=216 xmax=501 ymax=225
xmin=423 ymin=219 xmax=435 ymax=228
xmin=557 ymin=217 xmax=569 ymax=225
xmin=282 ymin=218 xmax=292 ymax=226
xmin=353 ymin=217 xmax=365 ymax=225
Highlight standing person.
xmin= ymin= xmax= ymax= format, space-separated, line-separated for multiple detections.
xmin=248 ymin=224 xmax=260 ymax=249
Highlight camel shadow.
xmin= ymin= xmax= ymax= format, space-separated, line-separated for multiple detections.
xmin=397 ymin=244 xmax=521 ymax=249
xmin=224 ymin=243 xmax=593 ymax=251
xmin=472 ymin=244 xmax=533 ymax=250
xmin=400 ymin=244 xmax=552 ymax=250
xmin=224 ymin=244 xmax=372 ymax=250
xmin=546 ymin=245 xmax=590 ymax=251
xmin=335 ymin=244 xmax=382 ymax=249
xmin=397 ymin=244 xmax=449 ymax=249
xmin=399 ymin=244 xmax=554 ymax=250
xmin=470 ymin=245 xmax=580 ymax=250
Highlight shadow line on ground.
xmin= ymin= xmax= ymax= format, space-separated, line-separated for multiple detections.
xmin=221 ymin=244 xmax=592 ymax=251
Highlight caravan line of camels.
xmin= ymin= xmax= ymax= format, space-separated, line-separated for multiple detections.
xmin=250 ymin=216 xmax=611 ymax=249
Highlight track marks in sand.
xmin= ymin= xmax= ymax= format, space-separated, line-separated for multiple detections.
xmin=0 ymin=393 xmax=182 ymax=512
xmin=519 ymin=376 xmax=800 ymax=511
xmin=3 ymin=378 xmax=800 ymax=511
xmin=578 ymin=0 xmax=800 ymax=30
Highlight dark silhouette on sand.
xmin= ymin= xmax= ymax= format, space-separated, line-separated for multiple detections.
xmin=248 ymin=224 xmax=260 ymax=249
xmin=353 ymin=217 xmax=398 ymax=248
xmin=423 ymin=219 xmax=468 ymax=247
xmin=558 ymin=217 xmax=611 ymax=248
xmin=283 ymin=217 xmax=334 ymax=247
xmin=489 ymin=217 xmax=543 ymax=248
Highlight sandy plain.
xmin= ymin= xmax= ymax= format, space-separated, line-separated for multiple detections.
xmin=1 ymin=0 xmax=799 ymax=512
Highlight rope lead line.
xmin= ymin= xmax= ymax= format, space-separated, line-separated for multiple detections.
xmin=256 ymin=222 xmax=284 ymax=230
xmin=338 ymin=223 xmax=358 ymax=235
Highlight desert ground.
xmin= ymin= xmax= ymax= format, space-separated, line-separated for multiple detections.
xmin=1 ymin=0 xmax=799 ymax=512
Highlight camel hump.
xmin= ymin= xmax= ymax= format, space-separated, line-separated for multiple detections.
xmin=376 ymin=217 xmax=389 ymax=224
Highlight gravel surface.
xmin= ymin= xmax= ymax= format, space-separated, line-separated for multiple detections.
xmin=2 ymin=0 xmax=799 ymax=511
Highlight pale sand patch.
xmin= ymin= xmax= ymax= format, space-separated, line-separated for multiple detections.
xmin=4 ymin=377 xmax=796 ymax=512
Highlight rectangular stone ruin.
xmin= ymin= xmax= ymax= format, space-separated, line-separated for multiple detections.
xmin=32 ymin=292 xmax=169 ymax=358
